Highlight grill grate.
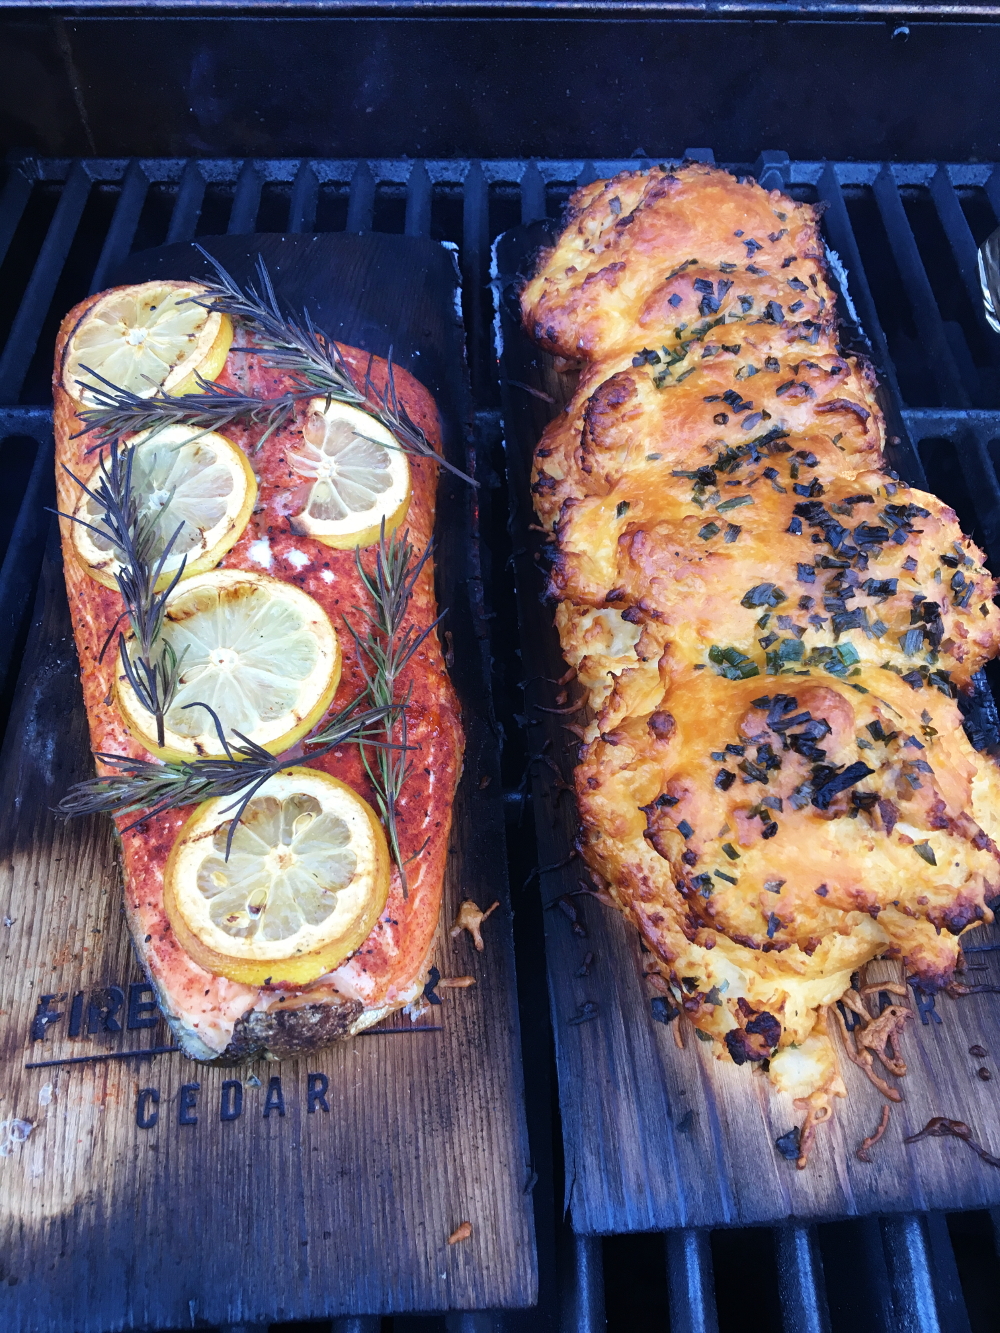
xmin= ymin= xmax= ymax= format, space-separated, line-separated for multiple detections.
xmin=4 ymin=153 xmax=1000 ymax=1333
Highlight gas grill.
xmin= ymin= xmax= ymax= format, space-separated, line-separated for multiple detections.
xmin=4 ymin=18 xmax=1000 ymax=1329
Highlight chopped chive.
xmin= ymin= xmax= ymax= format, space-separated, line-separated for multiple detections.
xmin=699 ymin=522 xmax=721 ymax=540
xmin=741 ymin=583 xmax=787 ymax=609
xmin=722 ymin=843 xmax=740 ymax=861
xmin=913 ymin=841 xmax=937 ymax=866
xmin=717 ymin=494 xmax=754 ymax=513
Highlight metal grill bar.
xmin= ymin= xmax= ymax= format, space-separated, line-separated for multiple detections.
xmin=88 ymin=158 xmax=150 ymax=295
xmin=3 ymin=153 xmax=1000 ymax=1333
xmin=0 ymin=159 xmax=92 ymax=403
xmin=816 ymin=165 xmax=906 ymax=403
xmin=903 ymin=409 xmax=1000 ymax=566
xmin=776 ymin=1225 xmax=830 ymax=1333
xmin=521 ymin=162 xmax=546 ymax=225
xmin=347 ymin=161 xmax=376 ymax=234
xmin=0 ymin=407 xmax=53 ymax=706
xmin=165 ymin=159 xmax=207 ymax=244
xmin=882 ymin=1214 xmax=946 ymax=1333
xmin=562 ymin=1235 xmax=605 ymax=1333
xmin=928 ymin=166 xmax=994 ymax=341
xmin=405 ymin=160 xmax=433 ymax=238
xmin=982 ymin=167 xmax=1000 ymax=229
xmin=288 ymin=160 xmax=319 ymax=234
xmin=872 ymin=165 xmax=972 ymax=407
xmin=925 ymin=1213 xmax=974 ymax=1333
xmin=330 ymin=1318 xmax=380 ymax=1333
xmin=228 ymin=159 xmax=265 ymax=235
xmin=462 ymin=161 xmax=490 ymax=397
xmin=0 ymin=164 xmax=32 ymax=272
xmin=665 ymin=1228 xmax=718 ymax=1333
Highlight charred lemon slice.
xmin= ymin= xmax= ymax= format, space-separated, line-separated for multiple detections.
xmin=164 ymin=767 xmax=390 ymax=986
xmin=116 ymin=568 xmax=340 ymax=762
xmin=287 ymin=399 xmax=411 ymax=548
xmin=71 ymin=426 xmax=257 ymax=591
xmin=62 ymin=281 xmax=232 ymax=402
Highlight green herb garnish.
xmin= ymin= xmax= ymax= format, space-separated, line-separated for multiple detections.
xmin=716 ymin=494 xmax=754 ymax=513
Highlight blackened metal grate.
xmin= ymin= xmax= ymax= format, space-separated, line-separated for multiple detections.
xmin=4 ymin=152 xmax=1000 ymax=1333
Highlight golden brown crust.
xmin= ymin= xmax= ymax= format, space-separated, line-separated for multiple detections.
xmin=523 ymin=164 xmax=1000 ymax=1093
xmin=54 ymin=286 xmax=464 ymax=1061
xmin=521 ymin=164 xmax=835 ymax=362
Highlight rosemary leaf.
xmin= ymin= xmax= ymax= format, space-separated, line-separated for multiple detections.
xmin=58 ymin=697 xmax=399 ymax=859
xmin=345 ymin=521 xmax=439 ymax=898
xmin=61 ymin=439 xmax=186 ymax=748
xmin=189 ymin=247 xmax=476 ymax=484
xmin=73 ymin=368 xmax=305 ymax=452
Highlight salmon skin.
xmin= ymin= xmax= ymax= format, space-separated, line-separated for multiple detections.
xmin=53 ymin=290 xmax=464 ymax=1061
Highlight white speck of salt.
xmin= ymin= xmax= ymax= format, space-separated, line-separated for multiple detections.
xmin=320 ymin=569 xmax=335 ymax=584
xmin=247 ymin=538 xmax=273 ymax=570
xmin=285 ymin=548 xmax=310 ymax=571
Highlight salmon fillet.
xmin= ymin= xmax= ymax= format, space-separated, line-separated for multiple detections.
xmin=53 ymin=290 xmax=464 ymax=1061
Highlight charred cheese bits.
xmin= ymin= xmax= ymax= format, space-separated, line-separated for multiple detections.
xmin=164 ymin=768 xmax=390 ymax=986
xmin=116 ymin=568 xmax=341 ymax=762
xmin=523 ymin=162 xmax=1000 ymax=1162
xmin=71 ymin=426 xmax=257 ymax=591
xmin=61 ymin=281 xmax=232 ymax=402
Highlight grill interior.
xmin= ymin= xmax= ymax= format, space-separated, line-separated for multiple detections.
xmin=5 ymin=152 xmax=1000 ymax=1333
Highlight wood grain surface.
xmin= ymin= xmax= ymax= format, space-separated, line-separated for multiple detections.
xmin=0 ymin=233 xmax=536 ymax=1330
xmin=495 ymin=220 xmax=1000 ymax=1235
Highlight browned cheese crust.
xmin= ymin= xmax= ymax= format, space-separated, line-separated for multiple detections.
xmin=522 ymin=163 xmax=1000 ymax=1104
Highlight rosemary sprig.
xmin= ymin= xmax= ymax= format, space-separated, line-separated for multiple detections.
xmin=57 ymin=696 xmax=400 ymax=859
xmin=70 ymin=250 xmax=475 ymax=484
xmin=59 ymin=519 xmax=434 ymax=874
xmin=72 ymin=366 xmax=307 ymax=452
xmin=190 ymin=247 xmax=475 ymax=484
xmin=346 ymin=522 xmax=440 ymax=898
xmin=61 ymin=439 xmax=186 ymax=748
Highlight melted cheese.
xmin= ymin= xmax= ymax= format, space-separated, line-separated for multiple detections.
xmin=524 ymin=162 xmax=1000 ymax=1105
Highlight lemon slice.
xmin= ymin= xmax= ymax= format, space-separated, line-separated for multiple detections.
xmin=164 ymin=767 xmax=390 ymax=986
xmin=115 ymin=568 xmax=341 ymax=762
xmin=70 ymin=426 xmax=257 ymax=591
xmin=287 ymin=399 xmax=411 ymax=548
xmin=62 ymin=281 xmax=232 ymax=403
